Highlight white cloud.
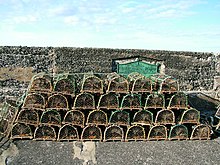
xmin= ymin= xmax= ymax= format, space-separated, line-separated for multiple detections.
xmin=13 ymin=15 xmax=38 ymax=23
xmin=64 ymin=16 xmax=79 ymax=25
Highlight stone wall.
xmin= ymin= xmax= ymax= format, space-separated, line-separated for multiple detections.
xmin=0 ymin=46 xmax=219 ymax=106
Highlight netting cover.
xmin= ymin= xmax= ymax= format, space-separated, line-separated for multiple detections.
xmin=158 ymin=76 xmax=178 ymax=93
xmin=168 ymin=92 xmax=188 ymax=109
xmin=54 ymin=78 xmax=75 ymax=96
xmin=29 ymin=74 xmax=52 ymax=93
xmin=144 ymin=93 xmax=165 ymax=109
xmin=190 ymin=124 xmax=210 ymax=140
xmin=132 ymin=110 xmax=153 ymax=125
xmin=73 ymin=93 xmax=95 ymax=109
xmin=155 ymin=109 xmax=175 ymax=125
xmin=58 ymin=124 xmax=79 ymax=141
xmin=40 ymin=109 xmax=61 ymax=126
xmin=22 ymin=93 xmax=46 ymax=109
xmin=0 ymin=119 xmax=9 ymax=136
xmin=104 ymin=125 xmax=124 ymax=142
xmin=47 ymin=94 xmax=69 ymax=110
xmin=16 ymin=109 xmax=39 ymax=125
xmin=81 ymin=74 xmax=103 ymax=94
xmin=34 ymin=125 xmax=56 ymax=140
xmin=125 ymin=125 xmax=145 ymax=141
xmin=81 ymin=125 xmax=102 ymax=141
xmin=86 ymin=110 xmax=107 ymax=126
xmin=106 ymin=73 xmax=129 ymax=93
xmin=120 ymin=94 xmax=142 ymax=110
xmin=63 ymin=110 xmax=85 ymax=127
xmin=168 ymin=124 xmax=188 ymax=140
xmin=109 ymin=110 xmax=130 ymax=126
xmin=148 ymin=125 xmax=167 ymax=140
xmin=180 ymin=108 xmax=200 ymax=124
xmin=11 ymin=123 xmax=33 ymax=139
xmin=128 ymin=72 xmax=152 ymax=93
xmin=97 ymin=93 xmax=119 ymax=110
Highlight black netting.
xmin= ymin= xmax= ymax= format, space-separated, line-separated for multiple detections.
xmin=63 ymin=110 xmax=84 ymax=127
xmin=81 ymin=125 xmax=102 ymax=141
xmin=125 ymin=125 xmax=145 ymax=141
xmin=109 ymin=111 xmax=130 ymax=126
xmin=86 ymin=110 xmax=107 ymax=126
xmin=104 ymin=125 xmax=124 ymax=142
xmin=190 ymin=124 xmax=210 ymax=140
xmin=11 ymin=123 xmax=33 ymax=139
xmin=40 ymin=109 xmax=61 ymax=126
xmin=22 ymin=93 xmax=45 ymax=109
xmin=58 ymin=124 xmax=79 ymax=141
xmin=29 ymin=77 xmax=52 ymax=93
xmin=47 ymin=94 xmax=69 ymax=110
xmin=34 ymin=125 xmax=56 ymax=140
xmin=160 ymin=77 xmax=179 ymax=93
xmin=180 ymin=109 xmax=200 ymax=124
xmin=168 ymin=92 xmax=188 ymax=109
xmin=97 ymin=93 xmax=119 ymax=109
xmin=148 ymin=125 xmax=167 ymax=140
xmin=81 ymin=74 xmax=103 ymax=94
xmin=132 ymin=110 xmax=153 ymax=125
xmin=16 ymin=109 xmax=39 ymax=125
xmin=155 ymin=110 xmax=175 ymax=125
xmin=73 ymin=93 xmax=95 ymax=109
xmin=121 ymin=94 xmax=142 ymax=110
xmin=169 ymin=124 xmax=188 ymax=140
xmin=54 ymin=78 xmax=75 ymax=96
xmin=0 ymin=119 xmax=9 ymax=135
xmin=144 ymin=94 xmax=165 ymax=109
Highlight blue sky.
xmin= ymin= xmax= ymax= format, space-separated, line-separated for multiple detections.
xmin=0 ymin=0 xmax=219 ymax=52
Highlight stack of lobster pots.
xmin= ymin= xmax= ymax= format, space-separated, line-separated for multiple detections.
xmin=0 ymin=72 xmax=211 ymax=141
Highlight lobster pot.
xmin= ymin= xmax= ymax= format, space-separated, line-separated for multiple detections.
xmin=0 ymin=119 xmax=9 ymax=136
xmin=125 ymin=125 xmax=145 ymax=141
xmin=104 ymin=125 xmax=124 ymax=142
xmin=29 ymin=74 xmax=52 ymax=93
xmin=53 ymin=77 xmax=75 ymax=96
xmin=144 ymin=93 xmax=165 ymax=109
xmin=11 ymin=123 xmax=33 ymax=139
xmin=97 ymin=93 xmax=119 ymax=110
xmin=16 ymin=109 xmax=39 ymax=126
xmin=155 ymin=109 xmax=175 ymax=125
xmin=109 ymin=110 xmax=130 ymax=126
xmin=22 ymin=93 xmax=46 ymax=110
xmin=148 ymin=125 xmax=167 ymax=140
xmin=168 ymin=124 xmax=188 ymax=140
xmin=132 ymin=110 xmax=153 ymax=126
xmin=179 ymin=108 xmax=200 ymax=124
xmin=34 ymin=125 xmax=56 ymax=141
xmin=1 ymin=100 xmax=19 ymax=124
xmin=81 ymin=125 xmax=102 ymax=141
xmin=168 ymin=92 xmax=188 ymax=110
xmin=81 ymin=74 xmax=103 ymax=94
xmin=190 ymin=124 xmax=211 ymax=140
xmin=120 ymin=94 xmax=142 ymax=110
xmin=63 ymin=110 xmax=85 ymax=127
xmin=86 ymin=110 xmax=108 ymax=126
xmin=106 ymin=73 xmax=129 ymax=94
xmin=128 ymin=72 xmax=152 ymax=93
xmin=40 ymin=109 xmax=61 ymax=127
xmin=73 ymin=93 xmax=95 ymax=109
xmin=58 ymin=124 xmax=79 ymax=141
xmin=47 ymin=94 xmax=69 ymax=110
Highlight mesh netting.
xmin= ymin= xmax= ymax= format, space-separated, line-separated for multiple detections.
xmin=109 ymin=110 xmax=130 ymax=126
xmin=0 ymin=119 xmax=9 ymax=135
xmin=120 ymin=94 xmax=142 ymax=110
xmin=86 ymin=110 xmax=107 ymax=126
xmin=148 ymin=125 xmax=167 ymax=140
xmin=160 ymin=77 xmax=179 ymax=93
xmin=73 ymin=93 xmax=95 ymax=109
xmin=180 ymin=108 xmax=200 ymax=124
xmin=54 ymin=78 xmax=75 ymax=96
xmin=155 ymin=109 xmax=175 ymax=125
xmin=81 ymin=74 xmax=103 ymax=94
xmin=168 ymin=124 xmax=188 ymax=140
xmin=29 ymin=74 xmax=52 ymax=93
xmin=97 ymin=93 xmax=119 ymax=110
xmin=40 ymin=109 xmax=61 ymax=126
xmin=125 ymin=125 xmax=145 ymax=141
xmin=132 ymin=110 xmax=153 ymax=125
xmin=103 ymin=125 xmax=124 ymax=142
xmin=16 ymin=109 xmax=39 ymax=125
xmin=190 ymin=124 xmax=210 ymax=140
xmin=1 ymin=100 xmax=19 ymax=123
xmin=58 ymin=124 xmax=79 ymax=141
xmin=34 ymin=125 xmax=56 ymax=140
xmin=168 ymin=92 xmax=188 ymax=109
xmin=128 ymin=72 xmax=152 ymax=93
xmin=11 ymin=123 xmax=33 ymax=139
xmin=144 ymin=93 xmax=165 ymax=109
xmin=22 ymin=93 xmax=45 ymax=109
xmin=106 ymin=73 xmax=129 ymax=93
xmin=47 ymin=94 xmax=69 ymax=110
xmin=63 ymin=110 xmax=85 ymax=127
xmin=81 ymin=125 xmax=102 ymax=141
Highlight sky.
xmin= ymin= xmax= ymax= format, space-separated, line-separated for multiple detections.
xmin=0 ymin=0 xmax=219 ymax=53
